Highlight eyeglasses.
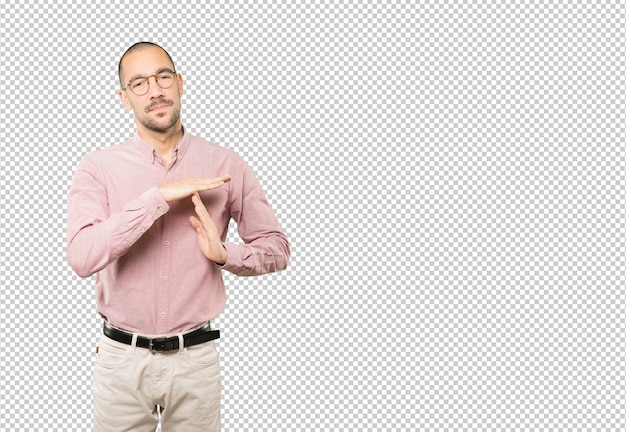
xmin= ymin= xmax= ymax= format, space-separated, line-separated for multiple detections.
xmin=122 ymin=70 xmax=177 ymax=96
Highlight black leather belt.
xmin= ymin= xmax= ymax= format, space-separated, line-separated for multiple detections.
xmin=103 ymin=322 xmax=220 ymax=352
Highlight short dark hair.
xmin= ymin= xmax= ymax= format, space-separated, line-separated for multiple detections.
xmin=118 ymin=42 xmax=176 ymax=87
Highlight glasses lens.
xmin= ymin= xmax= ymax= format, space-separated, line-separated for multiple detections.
xmin=126 ymin=72 xmax=176 ymax=95
xmin=130 ymin=78 xmax=149 ymax=95
xmin=156 ymin=72 xmax=175 ymax=89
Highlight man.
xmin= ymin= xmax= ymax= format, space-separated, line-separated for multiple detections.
xmin=67 ymin=42 xmax=290 ymax=431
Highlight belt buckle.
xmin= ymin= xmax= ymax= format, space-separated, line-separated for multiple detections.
xmin=149 ymin=337 xmax=176 ymax=352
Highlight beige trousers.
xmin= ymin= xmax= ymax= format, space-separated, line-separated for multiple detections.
xmin=93 ymin=334 xmax=221 ymax=432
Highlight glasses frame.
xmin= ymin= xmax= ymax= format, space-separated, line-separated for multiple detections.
xmin=121 ymin=69 xmax=178 ymax=96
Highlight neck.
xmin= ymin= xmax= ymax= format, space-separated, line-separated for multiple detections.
xmin=137 ymin=123 xmax=184 ymax=161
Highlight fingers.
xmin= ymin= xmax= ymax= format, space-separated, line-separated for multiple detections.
xmin=189 ymin=195 xmax=227 ymax=263
xmin=191 ymin=193 xmax=215 ymax=227
xmin=193 ymin=175 xmax=231 ymax=191
xmin=190 ymin=200 xmax=220 ymax=245
xmin=159 ymin=175 xmax=231 ymax=202
xmin=189 ymin=215 xmax=202 ymax=230
xmin=191 ymin=192 xmax=205 ymax=213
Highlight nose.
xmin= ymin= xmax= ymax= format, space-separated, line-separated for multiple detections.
xmin=147 ymin=76 xmax=164 ymax=98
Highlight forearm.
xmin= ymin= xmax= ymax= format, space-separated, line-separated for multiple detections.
xmin=67 ymin=187 xmax=168 ymax=277
xmin=221 ymin=232 xmax=290 ymax=276
xmin=221 ymin=159 xmax=290 ymax=276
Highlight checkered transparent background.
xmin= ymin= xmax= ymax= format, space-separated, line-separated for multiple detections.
xmin=2 ymin=1 xmax=626 ymax=430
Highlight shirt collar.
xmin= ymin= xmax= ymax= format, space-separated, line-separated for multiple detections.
xmin=132 ymin=126 xmax=191 ymax=164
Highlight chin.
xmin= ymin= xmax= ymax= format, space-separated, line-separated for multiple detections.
xmin=143 ymin=114 xmax=180 ymax=133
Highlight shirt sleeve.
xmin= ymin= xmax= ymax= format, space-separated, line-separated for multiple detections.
xmin=220 ymin=158 xmax=290 ymax=276
xmin=66 ymin=154 xmax=169 ymax=278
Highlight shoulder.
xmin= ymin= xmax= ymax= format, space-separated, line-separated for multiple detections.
xmin=186 ymin=134 xmax=247 ymax=165
xmin=82 ymin=138 xmax=133 ymax=158
xmin=76 ymin=138 xmax=138 ymax=172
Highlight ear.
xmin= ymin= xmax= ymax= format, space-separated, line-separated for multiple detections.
xmin=118 ymin=89 xmax=132 ymax=110
xmin=177 ymin=72 xmax=184 ymax=96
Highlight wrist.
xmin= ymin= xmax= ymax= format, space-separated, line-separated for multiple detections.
xmin=214 ymin=243 xmax=227 ymax=265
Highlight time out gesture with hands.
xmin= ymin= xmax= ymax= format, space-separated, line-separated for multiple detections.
xmin=158 ymin=176 xmax=231 ymax=202
xmin=158 ymin=176 xmax=231 ymax=264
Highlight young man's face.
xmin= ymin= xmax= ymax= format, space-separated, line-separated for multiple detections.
xmin=118 ymin=46 xmax=184 ymax=134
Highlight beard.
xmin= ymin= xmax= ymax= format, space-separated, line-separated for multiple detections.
xmin=140 ymin=109 xmax=181 ymax=133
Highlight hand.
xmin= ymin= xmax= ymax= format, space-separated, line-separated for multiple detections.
xmin=189 ymin=193 xmax=228 ymax=264
xmin=158 ymin=176 xmax=231 ymax=202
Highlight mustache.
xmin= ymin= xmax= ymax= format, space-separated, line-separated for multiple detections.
xmin=145 ymin=99 xmax=174 ymax=113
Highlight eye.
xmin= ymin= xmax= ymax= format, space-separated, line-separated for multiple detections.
xmin=131 ymin=79 xmax=147 ymax=90
xmin=159 ymin=73 xmax=174 ymax=83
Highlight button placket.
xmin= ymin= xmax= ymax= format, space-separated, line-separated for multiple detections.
xmin=157 ymin=210 xmax=173 ymax=333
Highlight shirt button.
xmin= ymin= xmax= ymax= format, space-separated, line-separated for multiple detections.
xmin=139 ymin=228 xmax=145 ymax=233
xmin=163 ymin=276 xmax=168 ymax=281
xmin=164 ymin=240 xmax=170 ymax=246
xmin=161 ymin=312 xmax=166 ymax=318
xmin=157 ymin=207 xmax=163 ymax=213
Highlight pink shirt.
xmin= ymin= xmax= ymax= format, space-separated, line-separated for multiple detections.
xmin=67 ymin=130 xmax=290 ymax=335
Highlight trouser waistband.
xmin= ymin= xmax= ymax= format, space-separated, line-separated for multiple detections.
xmin=103 ymin=322 xmax=220 ymax=352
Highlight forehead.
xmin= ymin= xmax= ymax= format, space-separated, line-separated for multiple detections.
xmin=122 ymin=47 xmax=174 ymax=79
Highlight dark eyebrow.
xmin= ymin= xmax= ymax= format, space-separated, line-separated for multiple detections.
xmin=127 ymin=68 xmax=176 ymax=83
xmin=156 ymin=67 xmax=176 ymax=75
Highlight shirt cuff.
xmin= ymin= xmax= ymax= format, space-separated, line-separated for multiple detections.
xmin=139 ymin=186 xmax=170 ymax=218
xmin=219 ymin=242 xmax=240 ymax=271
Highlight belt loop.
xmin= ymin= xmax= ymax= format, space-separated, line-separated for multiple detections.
xmin=177 ymin=333 xmax=184 ymax=352
xmin=131 ymin=333 xmax=138 ymax=351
